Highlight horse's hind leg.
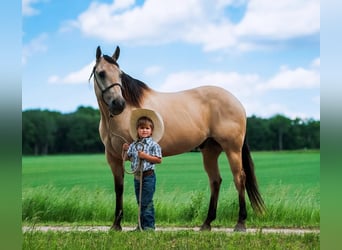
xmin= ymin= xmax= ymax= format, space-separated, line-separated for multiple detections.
xmin=225 ymin=150 xmax=247 ymax=232
xmin=199 ymin=139 xmax=222 ymax=231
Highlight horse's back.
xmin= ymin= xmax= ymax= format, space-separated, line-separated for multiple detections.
xmin=191 ymin=85 xmax=245 ymax=113
xmin=146 ymin=85 xmax=247 ymax=154
xmin=157 ymin=85 xmax=246 ymax=124
xmin=154 ymin=85 xmax=244 ymax=111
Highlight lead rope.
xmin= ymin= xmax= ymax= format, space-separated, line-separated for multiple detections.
xmin=135 ymin=142 xmax=145 ymax=231
xmin=109 ymin=116 xmax=138 ymax=175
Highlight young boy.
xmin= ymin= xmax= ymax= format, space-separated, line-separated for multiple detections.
xmin=122 ymin=108 xmax=164 ymax=231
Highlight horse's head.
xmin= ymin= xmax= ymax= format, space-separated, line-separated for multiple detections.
xmin=91 ymin=46 xmax=126 ymax=116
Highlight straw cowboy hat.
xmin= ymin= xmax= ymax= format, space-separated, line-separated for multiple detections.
xmin=129 ymin=108 xmax=164 ymax=142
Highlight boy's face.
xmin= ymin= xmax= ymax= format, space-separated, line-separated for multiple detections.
xmin=137 ymin=125 xmax=153 ymax=139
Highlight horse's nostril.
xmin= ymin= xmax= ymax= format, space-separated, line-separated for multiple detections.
xmin=112 ymin=99 xmax=125 ymax=108
xmin=110 ymin=99 xmax=126 ymax=116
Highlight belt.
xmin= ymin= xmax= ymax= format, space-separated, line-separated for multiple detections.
xmin=142 ymin=169 xmax=154 ymax=177
xmin=135 ymin=169 xmax=154 ymax=179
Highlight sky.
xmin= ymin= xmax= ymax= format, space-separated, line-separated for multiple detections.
xmin=22 ymin=0 xmax=320 ymax=120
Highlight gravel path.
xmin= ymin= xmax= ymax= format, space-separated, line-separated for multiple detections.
xmin=22 ymin=226 xmax=319 ymax=234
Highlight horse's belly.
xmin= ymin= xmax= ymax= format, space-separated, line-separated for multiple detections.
xmin=159 ymin=135 xmax=205 ymax=157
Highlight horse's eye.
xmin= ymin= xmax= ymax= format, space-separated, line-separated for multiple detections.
xmin=98 ymin=71 xmax=106 ymax=79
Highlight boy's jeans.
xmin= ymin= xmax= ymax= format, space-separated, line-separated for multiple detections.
xmin=134 ymin=174 xmax=156 ymax=230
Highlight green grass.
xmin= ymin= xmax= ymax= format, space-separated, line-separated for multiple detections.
xmin=22 ymin=151 xmax=320 ymax=228
xmin=23 ymin=230 xmax=320 ymax=250
xmin=22 ymin=151 xmax=319 ymax=193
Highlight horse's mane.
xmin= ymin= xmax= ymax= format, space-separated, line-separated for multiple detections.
xmin=121 ymin=72 xmax=150 ymax=107
xmin=102 ymin=55 xmax=150 ymax=107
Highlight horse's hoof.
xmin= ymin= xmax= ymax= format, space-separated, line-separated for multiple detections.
xmin=233 ymin=222 xmax=246 ymax=232
xmin=200 ymin=224 xmax=211 ymax=231
xmin=110 ymin=225 xmax=122 ymax=231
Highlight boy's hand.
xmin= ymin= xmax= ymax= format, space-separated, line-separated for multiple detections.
xmin=138 ymin=151 xmax=147 ymax=159
xmin=138 ymin=151 xmax=162 ymax=164
xmin=122 ymin=143 xmax=129 ymax=151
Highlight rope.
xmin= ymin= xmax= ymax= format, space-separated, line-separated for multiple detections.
xmin=108 ymin=116 xmax=138 ymax=175
xmin=137 ymin=155 xmax=144 ymax=231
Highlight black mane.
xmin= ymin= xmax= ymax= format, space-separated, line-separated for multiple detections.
xmin=121 ymin=71 xmax=150 ymax=107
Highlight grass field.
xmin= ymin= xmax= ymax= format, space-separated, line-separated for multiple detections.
xmin=22 ymin=151 xmax=319 ymax=228
xmin=22 ymin=151 xmax=320 ymax=249
xmin=22 ymin=151 xmax=320 ymax=192
xmin=23 ymin=230 xmax=320 ymax=250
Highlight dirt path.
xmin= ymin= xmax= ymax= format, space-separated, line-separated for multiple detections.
xmin=22 ymin=226 xmax=319 ymax=234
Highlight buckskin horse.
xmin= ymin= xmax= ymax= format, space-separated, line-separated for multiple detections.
xmin=89 ymin=45 xmax=265 ymax=232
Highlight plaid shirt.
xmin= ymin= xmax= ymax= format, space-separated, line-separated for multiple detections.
xmin=127 ymin=137 xmax=162 ymax=172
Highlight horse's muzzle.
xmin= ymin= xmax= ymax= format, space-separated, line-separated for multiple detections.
xmin=109 ymin=98 xmax=126 ymax=115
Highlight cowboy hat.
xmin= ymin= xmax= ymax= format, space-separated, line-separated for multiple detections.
xmin=129 ymin=108 xmax=164 ymax=142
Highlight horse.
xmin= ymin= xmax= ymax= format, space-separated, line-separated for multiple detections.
xmin=89 ymin=45 xmax=265 ymax=232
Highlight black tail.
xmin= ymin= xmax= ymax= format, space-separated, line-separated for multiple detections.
xmin=242 ymin=138 xmax=266 ymax=214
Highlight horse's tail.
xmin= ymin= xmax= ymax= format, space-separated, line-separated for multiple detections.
xmin=242 ymin=137 xmax=266 ymax=214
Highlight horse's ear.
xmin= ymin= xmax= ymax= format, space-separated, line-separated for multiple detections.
xmin=96 ymin=46 xmax=102 ymax=61
xmin=112 ymin=46 xmax=120 ymax=61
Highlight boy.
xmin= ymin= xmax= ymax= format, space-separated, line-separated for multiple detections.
xmin=123 ymin=108 xmax=164 ymax=231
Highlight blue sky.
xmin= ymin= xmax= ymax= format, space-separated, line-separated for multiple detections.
xmin=22 ymin=0 xmax=320 ymax=120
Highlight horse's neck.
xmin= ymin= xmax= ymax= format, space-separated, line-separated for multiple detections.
xmin=98 ymin=103 xmax=111 ymax=128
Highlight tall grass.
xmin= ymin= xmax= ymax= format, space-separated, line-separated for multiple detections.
xmin=22 ymin=184 xmax=319 ymax=228
xmin=22 ymin=151 xmax=320 ymax=228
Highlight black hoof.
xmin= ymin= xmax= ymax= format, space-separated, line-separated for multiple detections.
xmin=234 ymin=222 xmax=246 ymax=232
xmin=110 ymin=225 xmax=122 ymax=231
xmin=200 ymin=224 xmax=211 ymax=231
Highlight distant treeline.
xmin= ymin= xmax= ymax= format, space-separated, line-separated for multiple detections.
xmin=22 ymin=106 xmax=320 ymax=155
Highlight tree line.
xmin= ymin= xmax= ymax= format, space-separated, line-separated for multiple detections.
xmin=22 ymin=106 xmax=320 ymax=155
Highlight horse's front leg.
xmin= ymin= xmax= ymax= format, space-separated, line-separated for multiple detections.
xmin=111 ymin=173 xmax=124 ymax=231
xmin=107 ymin=154 xmax=124 ymax=231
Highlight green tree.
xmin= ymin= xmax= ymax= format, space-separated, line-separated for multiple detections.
xmin=285 ymin=118 xmax=305 ymax=149
xmin=22 ymin=108 xmax=319 ymax=154
xmin=247 ymin=115 xmax=272 ymax=150
xmin=269 ymin=114 xmax=292 ymax=150
xmin=55 ymin=106 xmax=103 ymax=153
xmin=22 ymin=109 xmax=60 ymax=155
xmin=302 ymin=119 xmax=320 ymax=149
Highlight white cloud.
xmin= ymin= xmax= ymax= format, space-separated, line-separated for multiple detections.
xmin=55 ymin=56 xmax=319 ymax=93
xmin=262 ymin=67 xmax=319 ymax=90
xmin=236 ymin=0 xmax=320 ymax=39
xmin=66 ymin=0 xmax=320 ymax=52
xmin=311 ymin=58 xmax=320 ymax=68
xmin=48 ymin=61 xmax=94 ymax=84
xmin=184 ymin=22 xmax=237 ymax=52
xmin=156 ymin=57 xmax=319 ymax=119
xmin=158 ymin=57 xmax=319 ymax=93
xmin=144 ymin=65 xmax=163 ymax=76
xmin=22 ymin=0 xmax=49 ymax=17
xmin=74 ymin=0 xmax=207 ymax=45
xmin=22 ymin=33 xmax=48 ymax=64
xmin=158 ymin=70 xmax=261 ymax=100
xmin=260 ymin=58 xmax=320 ymax=90
xmin=52 ymin=56 xmax=319 ymax=119
xmin=22 ymin=0 xmax=40 ymax=16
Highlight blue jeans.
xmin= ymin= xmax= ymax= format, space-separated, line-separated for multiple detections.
xmin=134 ymin=173 xmax=156 ymax=230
